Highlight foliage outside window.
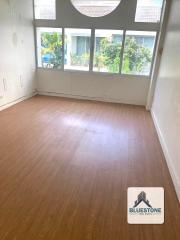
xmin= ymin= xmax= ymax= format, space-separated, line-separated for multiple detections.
xmin=64 ymin=29 xmax=91 ymax=71
xmin=37 ymin=28 xmax=62 ymax=69
xmin=122 ymin=31 xmax=156 ymax=76
xmin=36 ymin=28 xmax=157 ymax=76
xmin=93 ymin=30 xmax=123 ymax=73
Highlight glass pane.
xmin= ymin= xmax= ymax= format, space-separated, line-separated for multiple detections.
xmin=122 ymin=31 xmax=156 ymax=76
xmin=93 ymin=30 xmax=123 ymax=73
xmin=34 ymin=0 xmax=56 ymax=20
xmin=135 ymin=0 xmax=164 ymax=23
xmin=64 ymin=29 xmax=91 ymax=71
xmin=37 ymin=28 xmax=62 ymax=69
xmin=71 ymin=0 xmax=121 ymax=17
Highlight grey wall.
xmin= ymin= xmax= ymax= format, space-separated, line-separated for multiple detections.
xmin=35 ymin=0 xmax=159 ymax=31
xmin=0 ymin=0 xmax=36 ymax=110
xmin=152 ymin=0 xmax=180 ymax=201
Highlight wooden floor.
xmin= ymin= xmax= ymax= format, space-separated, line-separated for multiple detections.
xmin=0 ymin=95 xmax=179 ymax=240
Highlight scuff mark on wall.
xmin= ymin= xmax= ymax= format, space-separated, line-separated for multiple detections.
xmin=0 ymin=0 xmax=36 ymax=108
xmin=12 ymin=32 xmax=18 ymax=47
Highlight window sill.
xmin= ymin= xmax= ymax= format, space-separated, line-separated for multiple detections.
xmin=37 ymin=67 xmax=150 ymax=78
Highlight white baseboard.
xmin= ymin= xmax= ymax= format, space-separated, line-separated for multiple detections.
xmin=151 ymin=110 xmax=180 ymax=203
xmin=0 ymin=91 xmax=37 ymax=112
xmin=37 ymin=91 xmax=145 ymax=106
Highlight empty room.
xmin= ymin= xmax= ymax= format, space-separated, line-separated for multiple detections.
xmin=0 ymin=0 xmax=180 ymax=239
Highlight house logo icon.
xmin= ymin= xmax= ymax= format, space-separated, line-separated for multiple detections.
xmin=128 ymin=187 xmax=164 ymax=224
xmin=133 ymin=191 xmax=152 ymax=208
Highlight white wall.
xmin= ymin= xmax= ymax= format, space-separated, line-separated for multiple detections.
xmin=0 ymin=0 xmax=36 ymax=110
xmin=152 ymin=0 xmax=180 ymax=201
xmin=37 ymin=70 xmax=150 ymax=105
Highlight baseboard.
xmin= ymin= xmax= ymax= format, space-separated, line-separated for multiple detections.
xmin=151 ymin=110 xmax=180 ymax=203
xmin=37 ymin=91 xmax=145 ymax=107
xmin=0 ymin=90 xmax=37 ymax=112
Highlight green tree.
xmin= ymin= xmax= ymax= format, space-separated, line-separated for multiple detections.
xmin=123 ymin=37 xmax=152 ymax=74
xmin=41 ymin=32 xmax=62 ymax=68
xmin=101 ymin=38 xmax=121 ymax=73
xmin=95 ymin=37 xmax=152 ymax=74
xmin=95 ymin=38 xmax=121 ymax=73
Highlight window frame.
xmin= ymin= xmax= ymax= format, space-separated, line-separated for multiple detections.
xmin=36 ymin=27 xmax=158 ymax=77
xmin=64 ymin=28 xmax=92 ymax=72
xmin=33 ymin=0 xmax=166 ymax=77
xmin=34 ymin=0 xmax=56 ymax=20
xmin=121 ymin=30 xmax=158 ymax=76
xmin=92 ymin=29 xmax=124 ymax=74
xmin=70 ymin=0 xmax=122 ymax=18
xmin=36 ymin=27 xmax=63 ymax=69
xmin=134 ymin=0 xmax=166 ymax=24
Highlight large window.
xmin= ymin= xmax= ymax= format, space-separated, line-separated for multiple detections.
xmin=64 ymin=29 xmax=91 ymax=71
xmin=37 ymin=28 xmax=62 ymax=69
xmin=93 ymin=30 xmax=123 ymax=73
xmin=122 ymin=31 xmax=156 ymax=76
xmin=34 ymin=0 xmax=166 ymax=77
xmin=34 ymin=0 xmax=56 ymax=20
xmin=36 ymin=28 xmax=157 ymax=76
xmin=135 ymin=0 xmax=164 ymax=23
xmin=71 ymin=0 xmax=121 ymax=17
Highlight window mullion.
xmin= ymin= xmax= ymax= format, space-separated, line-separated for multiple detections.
xmin=149 ymin=30 xmax=159 ymax=77
xmin=89 ymin=28 xmax=95 ymax=72
xmin=119 ymin=30 xmax=126 ymax=74
xmin=62 ymin=28 xmax=65 ymax=71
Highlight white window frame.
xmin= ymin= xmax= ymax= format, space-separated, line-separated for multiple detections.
xmin=35 ymin=27 xmax=158 ymax=77
xmin=34 ymin=0 xmax=56 ymax=20
xmin=134 ymin=0 xmax=166 ymax=24
xmin=36 ymin=27 xmax=63 ymax=69
xmin=64 ymin=28 xmax=92 ymax=71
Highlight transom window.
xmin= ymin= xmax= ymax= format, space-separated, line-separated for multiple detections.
xmin=34 ymin=0 xmax=56 ymax=20
xmin=135 ymin=0 xmax=164 ymax=23
xmin=71 ymin=0 xmax=121 ymax=17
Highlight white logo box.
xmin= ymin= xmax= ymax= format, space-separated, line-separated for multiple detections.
xmin=127 ymin=187 xmax=164 ymax=224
